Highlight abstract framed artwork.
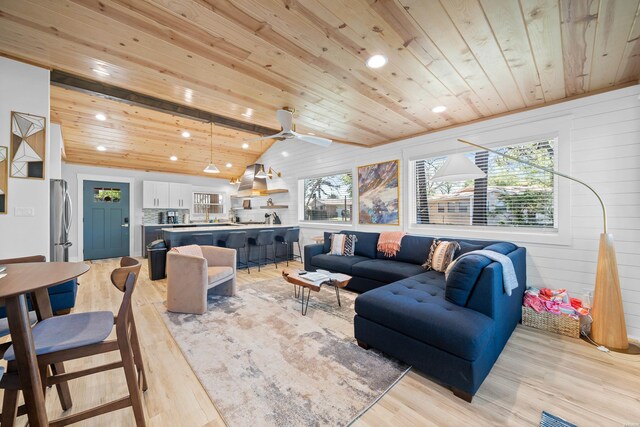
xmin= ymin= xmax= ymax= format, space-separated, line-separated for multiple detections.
xmin=0 ymin=146 xmax=7 ymax=214
xmin=358 ymin=159 xmax=400 ymax=225
xmin=10 ymin=111 xmax=46 ymax=179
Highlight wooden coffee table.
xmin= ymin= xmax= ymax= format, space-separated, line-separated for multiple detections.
xmin=282 ymin=268 xmax=351 ymax=315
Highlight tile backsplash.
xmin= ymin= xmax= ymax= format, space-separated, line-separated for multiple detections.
xmin=142 ymin=208 xmax=189 ymax=224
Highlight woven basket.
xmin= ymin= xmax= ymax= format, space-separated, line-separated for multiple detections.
xmin=521 ymin=306 xmax=580 ymax=338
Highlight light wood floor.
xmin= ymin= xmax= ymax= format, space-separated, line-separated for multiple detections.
xmin=4 ymin=258 xmax=640 ymax=426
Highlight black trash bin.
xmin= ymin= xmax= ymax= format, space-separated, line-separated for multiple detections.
xmin=147 ymin=239 xmax=167 ymax=280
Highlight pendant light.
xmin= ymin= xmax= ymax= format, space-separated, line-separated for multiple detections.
xmin=203 ymin=122 xmax=220 ymax=174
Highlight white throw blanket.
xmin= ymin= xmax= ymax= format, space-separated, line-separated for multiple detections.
xmin=457 ymin=250 xmax=519 ymax=296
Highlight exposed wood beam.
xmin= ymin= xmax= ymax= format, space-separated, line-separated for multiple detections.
xmin=49 ymin=70 xmax=280 ymax=136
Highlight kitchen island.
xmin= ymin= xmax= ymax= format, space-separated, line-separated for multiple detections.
xmin=162 ymin=224 xmax=297 ymax=263
xmin=142 ymin=222 xmax=238 ymax=257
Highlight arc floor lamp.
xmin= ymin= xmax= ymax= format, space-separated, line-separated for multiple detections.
xmin=432 ymin=138 xmax=633 ymax=352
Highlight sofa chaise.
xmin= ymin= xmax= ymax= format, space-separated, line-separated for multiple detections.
xmin=304 ymin=231 xmax=526 ymax=401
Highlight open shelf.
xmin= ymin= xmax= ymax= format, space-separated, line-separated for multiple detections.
xmin=231 ymin=188 xmax=289 ymax=198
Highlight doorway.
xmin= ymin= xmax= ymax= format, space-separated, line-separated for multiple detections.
xmin=82 ymin=180 xmax=130 ymax=260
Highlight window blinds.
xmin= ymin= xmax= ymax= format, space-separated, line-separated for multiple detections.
xmin=415 ymin=139 xmax=557 ymax=229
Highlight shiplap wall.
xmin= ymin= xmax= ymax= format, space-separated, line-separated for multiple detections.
xmin=259 ymin=85 xmax=640 ymax=339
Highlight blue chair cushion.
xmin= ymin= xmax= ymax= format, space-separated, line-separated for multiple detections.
xmin=445 ymin=255 xmax=493 ymax=306
xmin=46 ymin=279 xmax=77 ymax=295
xmin=0 ymin=311 xmax=38 ymax=337
xmin=355 ymin=279 xmax=495 ymax=361
xmin=310 ymin=254 xmax=370 ymax=275
xmin=376 ymin=235 xmax=434 ymax=265
xmin=351 ymin=260 xmax=426 ymax=283
xmin=0 ymin=279 xmax=78 ymax=318
xmin=4 ymin=311 xmax=114 ymax=361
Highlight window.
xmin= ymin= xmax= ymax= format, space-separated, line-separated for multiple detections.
xmin=193 ymin=192 xmax=223 ymax=214
xmin=301 ymin=172 xmax=352 ymax=222
xmin=94 ymin=187 xmax=121 ymax=203
xmin=415 ymin=138 xmax=556 ymax=229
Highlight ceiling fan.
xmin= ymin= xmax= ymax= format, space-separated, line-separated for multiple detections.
xmin=244 ymin=108 xmax=332 ymax=147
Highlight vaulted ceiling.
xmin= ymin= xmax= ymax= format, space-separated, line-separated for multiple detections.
xmin=1 ymin=0 xmax=639 ymax=171
xmin=50 ymin=86 xmax=274 ymax=178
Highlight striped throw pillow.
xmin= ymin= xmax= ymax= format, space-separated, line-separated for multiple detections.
xmin=423 ymin=240 xmax=460 ymax=272
xmin=329 ymin=234 xmax=358 ymax=256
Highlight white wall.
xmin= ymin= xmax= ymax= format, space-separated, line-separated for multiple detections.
xmin=49 ymin=123 xmax=63 ymax=180
xmin=61 ymin=162 xmax=236 ymax=259
xmin=258 ymin=85 xmax=640 ymax=339
xmin=0 ymin=58 xmax=51 ymax=259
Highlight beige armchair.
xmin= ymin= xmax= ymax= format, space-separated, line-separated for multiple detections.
xmin=166 ymin=245 xmax=237 ymax=314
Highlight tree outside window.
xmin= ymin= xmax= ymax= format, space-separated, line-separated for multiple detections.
xmin=302 ymin=173 xmax=352 ymax=222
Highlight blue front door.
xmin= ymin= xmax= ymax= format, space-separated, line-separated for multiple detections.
xmin=83 ymin=180 xmax=130 ymax=260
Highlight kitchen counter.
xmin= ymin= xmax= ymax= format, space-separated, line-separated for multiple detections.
xmin=161 ymin=223 xmax=298 ymax=252
xmin=142 ymin=222 xmax=236 ymax=257
xmin=161 ymin=223 xmax=293 ymax=233
xmin=143 ymin=222 xmax=235 ymax=227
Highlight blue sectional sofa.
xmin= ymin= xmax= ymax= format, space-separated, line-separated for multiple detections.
xmin=304 ymin=231 xmax=526 ymax=401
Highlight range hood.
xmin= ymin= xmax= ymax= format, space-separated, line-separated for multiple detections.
xmin=236 ymin=163 xmax=268 ymax=197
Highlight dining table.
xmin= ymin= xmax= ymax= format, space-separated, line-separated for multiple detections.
xmin=0 ymin=261 xmax=90 ymax=426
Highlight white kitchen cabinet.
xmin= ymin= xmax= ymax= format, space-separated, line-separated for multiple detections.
xmin=143 ymin=181 xmax=170 ymax=208
xmin=169 ymin=183 xmax=192 ymax=208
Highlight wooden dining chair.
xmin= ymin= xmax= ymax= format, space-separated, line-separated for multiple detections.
xmin=1 ymin=257 xmax=148 ymax=426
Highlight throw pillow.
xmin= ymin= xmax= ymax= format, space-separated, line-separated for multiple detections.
xmin=422 ymin=240 xmax=460 ymax=272
xmin=329 ymin=234 xmax=358 ymax=256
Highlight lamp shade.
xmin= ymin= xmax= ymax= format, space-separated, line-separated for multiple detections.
xmin=432 ymin=153 xmax=486 ymax=182
xmin=203 ymin=163 xmax=220 ymax=174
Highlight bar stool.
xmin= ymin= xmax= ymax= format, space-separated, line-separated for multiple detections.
xmin=193 ymin=233 xmax=213 ymax=246
xmin=248 ymin=230 xmax=277 ymax=272
xmin=218 ymin=231 xmax=250 ymax=274
xmin=275 ymin=228 xmax=302 ymax=266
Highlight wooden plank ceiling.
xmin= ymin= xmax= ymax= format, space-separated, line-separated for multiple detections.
xmin=1 ymin=0 xmax=639 ymax=174
xmin=51 ymin=86 xmax=274 ymax=179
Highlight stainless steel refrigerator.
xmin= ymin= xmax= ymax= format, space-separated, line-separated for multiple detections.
xmin=50 ymin=179 xmax=73 ymax=262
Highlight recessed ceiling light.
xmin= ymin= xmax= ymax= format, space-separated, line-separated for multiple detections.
xmin=242 ymin=143 xmax=249 ymax=149
xmin=282 ymin=151 xmax=289 ymax=157
xmin=95 ymin=113 xmax=107 ymax=121
xmin=432 ymin=105 xmax=447 ymax=113
xmin=170 ymin=155 xmax=178 ymax=161
xmin=184 ymin=88 xmax=193 ymax=102
xmin=96 ymin=145 xmax=107 ymax=152
xmin=366 ymin=54 xmax=388 ymax=69
xmin=181 ymin=131 xmax=191 ymax=138
xmin=92 ymin=68 xmax=110 ymax=76
xmin=225 ymin=162 xmax=232 ymax=168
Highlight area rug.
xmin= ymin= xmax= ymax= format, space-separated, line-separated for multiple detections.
xmin=155 ymin=278 xmax=409 ymax=427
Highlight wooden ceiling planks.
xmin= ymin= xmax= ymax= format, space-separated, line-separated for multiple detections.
xmin=0 ymin=0 xmax=638 ymax=177
xmin=590 ymin=0 xmax=640 ymax=88
xmin=51 ymin=86 xmax=273 ymax=179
